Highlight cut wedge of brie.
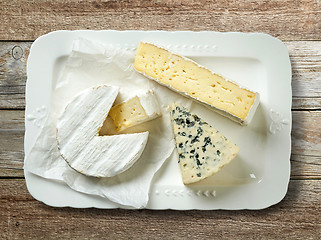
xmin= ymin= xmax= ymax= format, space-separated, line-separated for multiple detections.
xmin=109 ymin=91 xmax=161 ymax=132
xmin=56 ymin=85 xmax=149 ymax=178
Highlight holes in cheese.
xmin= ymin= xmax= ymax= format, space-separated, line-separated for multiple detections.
xmin=109 ymin=91 xmax=161 ymax=132
xmin=134 ymin=42 xmax=260 ymax=125
xmin=170 ymin=103 xmax=240 ymax=185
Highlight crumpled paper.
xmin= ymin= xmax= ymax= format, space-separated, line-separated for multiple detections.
xmin=24 ymin=38 xmax=191 ymax=208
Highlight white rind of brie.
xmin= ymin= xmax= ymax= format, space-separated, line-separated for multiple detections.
xmin=139 ymin=90 xmax=162 ymax=118
xmin=56 ymin=85 xmax=149 ymax=178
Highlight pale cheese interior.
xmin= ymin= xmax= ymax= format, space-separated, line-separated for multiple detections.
xmin=109 ymin=96 xmax=148 ymax=132
xmin=134 ymin=42 xmax=256 ymax=121
xmin=170 ymin=104 xmax=240 ymax=184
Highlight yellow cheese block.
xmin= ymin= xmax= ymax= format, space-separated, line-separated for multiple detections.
xmin=134 ymin=42 xmax=260 ymax=125
xmin=109 ymin=91 xmax=161 ymax=132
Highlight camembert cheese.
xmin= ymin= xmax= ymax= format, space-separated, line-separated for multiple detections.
xmin=170 ymin=104 xmax=240 ymax=184
xmin=109 ymin=91 xmax=161 ymax=132
xmin=134 ymin=42 xmax=260 ymax=125
xmin=56 ymin=85 xmax=149 ymax=178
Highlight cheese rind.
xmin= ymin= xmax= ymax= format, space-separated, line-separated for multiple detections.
xmin=134 ymin=42 xmax=260 ymax=125
xmin=56 ymin=85 xmax=149 ymax=178
xmin=170 ymin=104 xmax=240 ymax=184
xmin=109 ymin=91 xmax=161 ymax=132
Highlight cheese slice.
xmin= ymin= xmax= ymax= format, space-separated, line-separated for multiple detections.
xmin=109 ymin=91 xmax=161 ymax=132
xmin=170 ymin=104 xmax=240 ymax=184
xmin=56 ymin=85 xmax=149 ymax=178
xmin=134 ymin=42 xmax=260 ymax=125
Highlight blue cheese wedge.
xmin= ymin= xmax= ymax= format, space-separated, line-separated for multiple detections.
xmin=56 ymin=85 xmax=149 ymax=178
xmin=170 ymin=104 xmax=240 ymax=184
xmin=134 ymin=42 xmax=260 ymax=125
xmin=109 ymin=91 xmax=161 ymax=132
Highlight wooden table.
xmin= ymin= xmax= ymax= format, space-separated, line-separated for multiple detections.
xmin=1 ymin=1 xmax=320 ymax=239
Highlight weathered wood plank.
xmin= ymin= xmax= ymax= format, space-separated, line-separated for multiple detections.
xmin=0 ymin=41 xmax=320 ymax=109
xmin=0 ymin=42 xmax=31 ymax=109
xmin=292 ymin=97 xmax=321 ymax=110
xmin=0 ymin=179 xmax=319 ymax=239
xmin=292 ymin=111 xmax=321 ymax=156
xmin=0 ymin=110 xmax=320 ymax=179
xmin=291 ymin=154 xmax=321 ymax=179
xmin=287 ymin=41 xmax=321 ymax=98
xmin=0 ymin=0 xmax=321 ymax=41
xmin=0 ymin=130 xmax=24 ymax=177
xmin=0 ymin=111 xmax=25 ymax=177
xmin=0 ymin=110 xmax=25 ymax=129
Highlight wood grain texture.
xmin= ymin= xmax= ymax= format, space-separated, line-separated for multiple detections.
xmin=0 ymin=1 xmax=320 ymax=238
xmin=0 ymin=130 xmax=24 ymax=177
xmin=1 ymin=110 xmax=320 ymax=179
xmin=0 ymin=0 xmax=321 ymax=41
xmin=291 ymin=154 xmax=321 ymax=179
xmin=0 ymin=42 xmax=31 ymax=109
xmin=292 ymin=97 xmax=321 ymax=110
xmin=0 ymin=110 xmax=25 ymax=129
xmin=0 ymin=179 xmax=320 ymax=239
xmin=292 ymin=111 xmax=321 ymax=156
xmin=0 ymin=110 xmax=25 ymax=177
xmin=0 ymin=41 xmax=321 ymax=109
xmin=287 ymin=41 xmax=321 ymax=98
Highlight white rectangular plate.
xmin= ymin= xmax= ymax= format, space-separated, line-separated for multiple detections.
xmin=25 ymin=30 xmax=292 ymax=210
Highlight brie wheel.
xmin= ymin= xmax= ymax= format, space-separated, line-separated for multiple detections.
xmin=56 ymin=85 xmax=149 ymax=178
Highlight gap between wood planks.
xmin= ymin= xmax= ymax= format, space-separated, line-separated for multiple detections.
xmin=292 ymin=109 xmax=321 ymax=111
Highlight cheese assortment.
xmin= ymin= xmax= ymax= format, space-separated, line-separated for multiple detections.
xmin=134 ymin=42 xmax=260 ymax=125
xmin=56 ymin=85 xmax=149 ymax=178
xmin=170 ymin=104 xmax=240 ymax=184
xmin=56 ymin=42 xmax=253 ymax=182
xmin=47 ymin=38 xmax=262 ymax=206
xmin=109 ymin=91 xmax=161 ymax=132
